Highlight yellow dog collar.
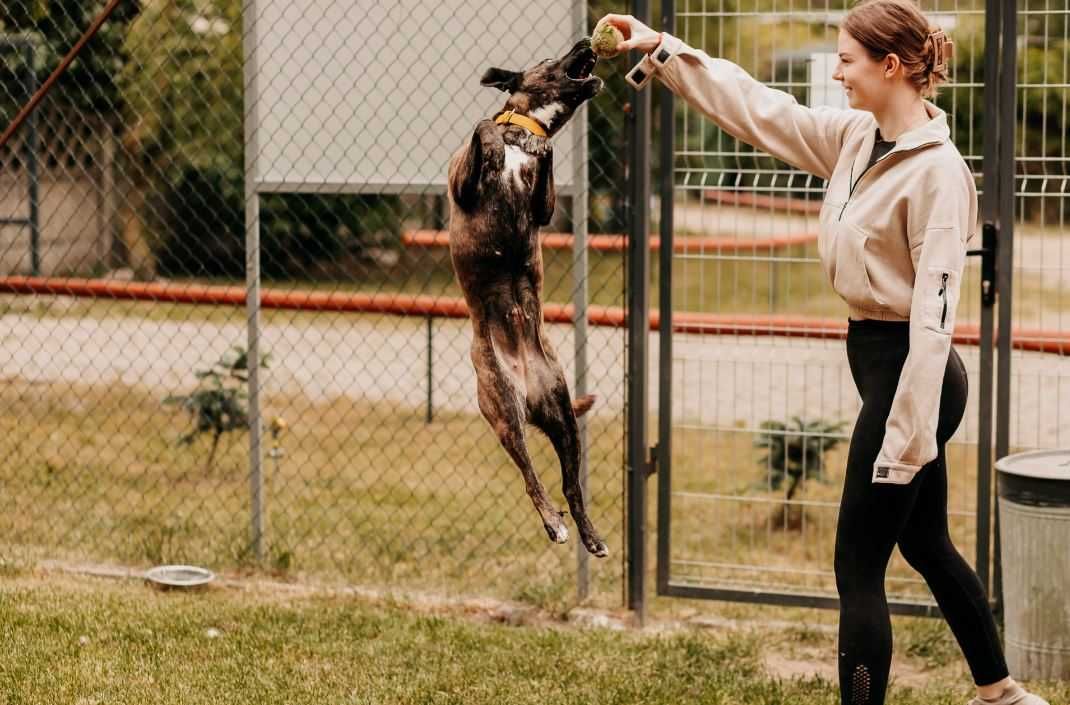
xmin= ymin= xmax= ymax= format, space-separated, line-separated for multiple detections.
xmin=494 ymin=110 xmax=547 ymax=138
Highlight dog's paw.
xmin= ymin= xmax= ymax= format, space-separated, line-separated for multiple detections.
xmin=585 ymin=537 xmax=609 ymax=558
xmin=544 ymin=520 xmax=569 ymax=544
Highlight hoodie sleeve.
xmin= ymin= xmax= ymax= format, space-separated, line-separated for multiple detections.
xmin=872 ymin=169 xmax=974 ymax=484
xmin=627 ymin=33 xmax=866 ymax=180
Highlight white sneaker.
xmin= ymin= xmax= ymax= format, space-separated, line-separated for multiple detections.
xmin=967 ymin=679 xmax=1051 ymax=705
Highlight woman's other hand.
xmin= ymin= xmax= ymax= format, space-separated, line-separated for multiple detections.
xmin=594 ymin=14 xmax=661 ymax=55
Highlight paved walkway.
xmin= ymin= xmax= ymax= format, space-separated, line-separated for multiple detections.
xmin=3 ymin=309 xmax=1067 ymax=449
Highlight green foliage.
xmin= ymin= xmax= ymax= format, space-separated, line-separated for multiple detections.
xmin=119 ymin=0 xmax=401 ymax=280
xmin=754 ymin=416 xmax=846 ymax=499
xmin=163 ymin=345 xmax=269 ymax=472
xmin=152 ymin=166 xmax=402 ymax=279
xmin=0 ymin=0 xmax=140 ymax=120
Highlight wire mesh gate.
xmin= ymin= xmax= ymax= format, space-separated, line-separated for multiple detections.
xmin=645 ymin=0 xmax=1070 ymax=616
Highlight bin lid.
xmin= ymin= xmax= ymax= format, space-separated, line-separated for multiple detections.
xmin=996 ymin=450 xmax=1070 ymax=508
xmin=995 ymin=449 xmax=1070 ymax=481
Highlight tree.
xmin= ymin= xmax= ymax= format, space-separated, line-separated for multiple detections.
xmin=0 ymin=0 xmax=141 ymax=120
xmin=754 ymin=416 xmax=846 ymax=531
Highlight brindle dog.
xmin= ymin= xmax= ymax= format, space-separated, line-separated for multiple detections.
xmin=446 ymin=39 xmax=608 ymax=557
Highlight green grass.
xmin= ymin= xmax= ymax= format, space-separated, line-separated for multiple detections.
xmin=0 ymin=373 xmax=992 ymax=612
xmin=2 ymin=572 xmax=1067 ymax=704
xmin=0 ymin=379 xmax=626 ymax=612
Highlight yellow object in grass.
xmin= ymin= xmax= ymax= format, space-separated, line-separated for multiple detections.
xmin=591 ymin=22 xmax=624 ymax=58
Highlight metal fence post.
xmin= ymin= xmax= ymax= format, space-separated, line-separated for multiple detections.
xmin=572 ymin=0 xmax=591 ymax=604
xmin=243 ymin=0 xmax=265 ymax=563
xmin=992 ymin=0 xmax=1019 ymax=618
xmin=427 ymin=315 xmax=434 ymax=424
xmin=24 ymin=42 xmax=40 ymax=277
xmin=654 ymin=0 xmax=675 ymax=597
xmin=626 ymin=0 xmax=652 ymax=620
xmin=977 ymin=0 xmax=1003 ymax=605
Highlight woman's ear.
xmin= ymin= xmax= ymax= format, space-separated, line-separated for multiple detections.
xmin=480 ymin=67 xmax=522 ymax=93
xmin=883 ymin=53 xmax=901 ymax=79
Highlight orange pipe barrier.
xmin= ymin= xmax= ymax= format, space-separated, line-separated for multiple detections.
xmin=702 ymin=189 xmax=824 ymax=215
xmin=1 ymin=276 xmax=1067 ymax=355
xmin=402 ymin=229 xmax=817 ymax=253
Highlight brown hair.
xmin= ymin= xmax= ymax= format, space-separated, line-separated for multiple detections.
xmin=842 ymin=0 xmax=955 ymax=99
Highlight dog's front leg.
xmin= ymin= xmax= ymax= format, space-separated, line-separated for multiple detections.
xmin=450 ymin=119 xmax=502 ymax=212
xmin=531 ymin=149 xmax=555 ymax=227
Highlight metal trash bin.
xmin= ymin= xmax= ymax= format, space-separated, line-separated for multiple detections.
xmin=995 ymin=449 xmax=1070 ymax=681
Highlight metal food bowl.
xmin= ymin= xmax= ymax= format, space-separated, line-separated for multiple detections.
xmin=144 ymin=564 xmax=216 ymax=589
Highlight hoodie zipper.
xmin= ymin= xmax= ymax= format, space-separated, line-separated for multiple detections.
xmin=836 ymin=138 xmax=944 ymax=222
xmin=838 ymin=158 xmax=880 ymax=221
xmin=939 ymin=272 xmax=949 ymax=328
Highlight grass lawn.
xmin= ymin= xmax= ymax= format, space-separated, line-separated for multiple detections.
xmin=0 ymin=379 xmax=626 ymax=611
xmin=0 ymin=374 xmax=985 ymax=613
xmin=3 ymin=570 xmax=1067 ymax=705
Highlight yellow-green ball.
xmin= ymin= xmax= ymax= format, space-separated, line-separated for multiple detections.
xmin=591 ymin=23 xmax=624 ymax=58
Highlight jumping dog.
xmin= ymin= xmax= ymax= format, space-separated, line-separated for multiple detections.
xmin=446 ymin=38 xmax=608 ymax=557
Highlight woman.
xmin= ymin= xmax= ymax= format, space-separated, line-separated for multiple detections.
xmin=597 ymin=2 xmax=1049 ymax=704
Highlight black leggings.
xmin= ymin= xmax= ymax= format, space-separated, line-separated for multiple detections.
xmin=836 ymin=319 xmax=1008 ymax=705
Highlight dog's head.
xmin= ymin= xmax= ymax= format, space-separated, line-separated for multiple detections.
xmin=480 ymin=38 xmax=602 ymax=137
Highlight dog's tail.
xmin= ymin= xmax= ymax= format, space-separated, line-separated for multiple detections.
xmin=572 ymin=394 xmax=597 ymax=418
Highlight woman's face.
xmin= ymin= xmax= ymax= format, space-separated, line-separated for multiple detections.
xmin=832 ymin=29 xmax=891 ymax=112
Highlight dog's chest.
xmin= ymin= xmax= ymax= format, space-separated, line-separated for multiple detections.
xmin=502 ymin=145 xmax=536 ymax=191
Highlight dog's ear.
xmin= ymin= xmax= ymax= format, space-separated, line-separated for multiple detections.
xmin=480 ymin=67 xmax=522 ymax=93
xmin=532 ymin=149 xmax=555 ymax=227
xmin=449 ymin=127 xmax=484 ymax=212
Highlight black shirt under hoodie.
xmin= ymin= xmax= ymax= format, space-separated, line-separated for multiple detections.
xmin=867 ymin=128 xmax=896 ymax=170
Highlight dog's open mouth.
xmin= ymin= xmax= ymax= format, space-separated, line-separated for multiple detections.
xmin=566 ymin=50 xmax=597 ymax=81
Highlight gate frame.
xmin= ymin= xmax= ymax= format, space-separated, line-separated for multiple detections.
xmin=630 ymin=0 xmax=1018 ymax=618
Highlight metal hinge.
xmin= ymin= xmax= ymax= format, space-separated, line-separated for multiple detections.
xmin=646 ymin=443 xmax=659 ymax=477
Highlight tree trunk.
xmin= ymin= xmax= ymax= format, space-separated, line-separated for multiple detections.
xmin=205 ymin=432 xmax=221 ymax=474
xmin=769 ymin=472 xmax=804 ymax=531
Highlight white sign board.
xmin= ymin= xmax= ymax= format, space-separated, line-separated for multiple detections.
xmin=808 ymin=53 xmax=848 ymax=109
xmin=248 ymin=0 xmax=583 ymax=194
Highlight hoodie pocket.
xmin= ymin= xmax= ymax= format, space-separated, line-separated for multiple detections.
xmin=924 ymin=266 xmax=957 ymax=335
xmin=832 ymin=223 xmax=886 ymax=310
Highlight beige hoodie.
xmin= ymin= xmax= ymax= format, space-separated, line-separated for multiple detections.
xmin=631 ymin=33 xmax=977 ymax=485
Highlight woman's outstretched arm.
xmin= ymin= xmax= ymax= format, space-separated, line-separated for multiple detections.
xmin=599 ymin=14 xmax=868 ymax=180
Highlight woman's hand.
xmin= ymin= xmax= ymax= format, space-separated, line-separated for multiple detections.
xmin=594 ymin=14 xmax=661 ymax=56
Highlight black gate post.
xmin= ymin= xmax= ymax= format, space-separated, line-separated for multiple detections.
xmin=992 ymin=0 xmax=1018 ymax=619
xmin=654 ymin=0 xmax=675 ymax=598
xmin=626 ymin=0 xmax=653 ymax=620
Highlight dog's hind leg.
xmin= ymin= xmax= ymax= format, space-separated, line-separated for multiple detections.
xmin=472 ymin=336 xmax=569 ymax=545
xmin=527 ymin=350 xmax=608 ymax=558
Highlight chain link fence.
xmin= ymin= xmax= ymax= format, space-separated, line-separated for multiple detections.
xmin=0 ymin=0 xmax=635 ymax=608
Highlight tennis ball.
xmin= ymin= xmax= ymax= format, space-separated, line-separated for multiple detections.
xmin=591 ymin=22 xmax=624 ymax=58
